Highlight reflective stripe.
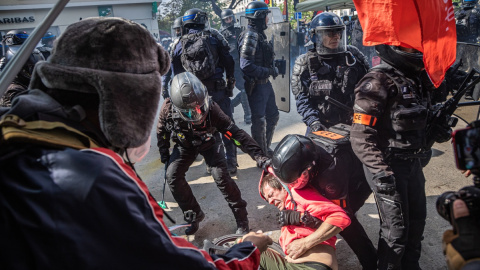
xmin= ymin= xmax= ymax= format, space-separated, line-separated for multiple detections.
xmin=353 ymin=113 xmax=377 ymax=127
xmin=331 ymin=199 xmax=347 ymax=208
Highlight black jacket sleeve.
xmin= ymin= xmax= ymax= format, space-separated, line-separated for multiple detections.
xmin=209 ymin=101 xmax=266 ymax=160
xmin=350 ymin=71 xmax=394 ymax=176
xmin=156 ymin=99 xmax=172 ymax=152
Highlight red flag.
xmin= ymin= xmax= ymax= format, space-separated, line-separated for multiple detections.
xmin=352 ymin=0 xmax=457 ymax=88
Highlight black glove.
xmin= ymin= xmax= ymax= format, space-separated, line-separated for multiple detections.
xmin=373 ymin=173 xmax=396 ymax=196
xmin=277 ymin=210 xmax=301 ymax=226
xmin=226 ymin=77 xmax=236 ymax=97
xmin=434 ymin=124 xmax=453 ymax=143
xmin=269 ymin=66 xmax=279 ymax=79
xmin=256 ymin=156 xmax=272 ymax=172
xmin=310 ymin=121 xmax=326 ymax=132
xmin=301 ymin=210 xmax=323 ymax=229
xmin=159 ymin=148 xmax=170 ymax=164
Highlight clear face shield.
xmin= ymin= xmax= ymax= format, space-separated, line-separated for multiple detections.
xmin=176 ymin=101 xmax=209 ymax=124
xmin=222 ymin=15 xmax=235 ymax=28
xmin=265 ymin=12 xmax=274 ymax=26
xmin=183 ymin=12 xmax=211 ymax=31
xmin=314 ymin=26 xmax=347 ymax=55
xmin=171 ymin=26 xmax=182 ymax=37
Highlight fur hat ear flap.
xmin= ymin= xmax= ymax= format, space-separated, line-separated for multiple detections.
xmin=157 ymin=45 xmax=170 ymax=76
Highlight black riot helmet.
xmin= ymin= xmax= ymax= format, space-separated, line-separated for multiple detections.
xmin=310 ymin=12 xmax=347 ymax=55
xmin=172 ymin=17 xmax=183 ymax=37
xmin=0 ymin=46 xmax=45 ymax=86
xmin=272 ymin=134 xmax=333 ymax=185
xmin=41 ymin=31 xmax=56 ymax=47
xmin=221 ymin=9 xmax=236 ymax=28
xmin=183 ymin=8 xmax=208 ymax=30
xmin=3 ymin=30 xmax=29 ymax=46
xmin=170 ymin=72 xmax=210 ymax=124
xmin=245 ymin=1 xmax=271 ymax=30
xmin=375 ymin=44 xmax=424 ymax=75
xmin=462 ymin=0 xmax=478 ymax=9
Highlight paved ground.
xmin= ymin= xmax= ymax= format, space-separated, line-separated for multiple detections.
xmin=136 ymin=90 xmax=477 ymax=269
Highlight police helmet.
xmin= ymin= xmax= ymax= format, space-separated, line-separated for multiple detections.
xmin=245 ymin=1 xmax=270 ymax=20
xmin=41 ymin=32 xmax=56 ymax=47
xmin=375 ymin=44 xmax=424 ymax=74
xmin=170 ymin=72 xmax=210 ymax=124
xmin=221 ymin=9 xmax=236 ymax=28
xmin=183 ymin=8 xmax=208 ymax=29
xmin=0 ymin=47 xmax=44 ymax=86
xmin=3 ymin=30 xmax=29 ymax=46
xmin=310 ymin=12 xmax=346 ymax=55
xmin=272 ymin=134 xmax=333 ymax=185
xmin=462 ymin=0 xmax=478 ymax=8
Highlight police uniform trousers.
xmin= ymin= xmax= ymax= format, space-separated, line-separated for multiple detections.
xmin=205 ymin=81 xmax=238 ymax=167
xmin=166 ymin=132 xmax=247 ymax=220
xmin=364 ymin=158 xmax=427 ymax=270
xmin=247 ymin=81 xmax=279 ymax=154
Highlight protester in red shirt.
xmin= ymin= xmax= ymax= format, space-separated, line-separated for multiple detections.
xmin=259 ymin=173 xmax=351 ymax=270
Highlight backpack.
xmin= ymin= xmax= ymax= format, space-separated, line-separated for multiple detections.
xmin=180 ymin=31 xmax=218 ymax=80
xmin=307 ymin=123 xmax=352 ymax=155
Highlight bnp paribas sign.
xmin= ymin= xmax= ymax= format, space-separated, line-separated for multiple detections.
xmin=0 ymin=16 xmax=35 ymax=24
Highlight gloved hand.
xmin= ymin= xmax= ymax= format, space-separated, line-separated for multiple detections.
xmin=373 ymin=173 xmax=396 ymax=196
xmin=434 ymin=123 xmax=453 ymax=143
xmin=226 ymin=77 xmax=236 ymax=97
xmin=301 ymin=210 xmax=323 ymax=229
xmin=277 ymin=210 xmax=301 ymax=226
xmin=159 ymin=148 xmax=170 ymax=164
xmin=443 ymin=199 xmax=480 ymax=270
xmin=269 ymin=66 xmax=279 ymax=79
xmin=256 ymin=156 xmax=271 ymax=172
xmin=310 ymin=121 xmax=326 ymax=132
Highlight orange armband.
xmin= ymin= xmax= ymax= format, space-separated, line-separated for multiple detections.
xmin=353 ymin=113 xmax=377 ymax=127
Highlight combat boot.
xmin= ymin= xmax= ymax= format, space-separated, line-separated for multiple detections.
xmin=236 ymin=220 xmax=250 ymax=235
xmin=184 ymin=210 xmax=205 ymax=235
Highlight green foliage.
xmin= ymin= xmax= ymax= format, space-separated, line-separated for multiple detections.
xmin=275 ymin=0 xmax=314 ymax=30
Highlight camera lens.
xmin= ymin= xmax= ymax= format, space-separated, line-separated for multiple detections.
xmin=436 ymin=191 xmax=457 ymax=223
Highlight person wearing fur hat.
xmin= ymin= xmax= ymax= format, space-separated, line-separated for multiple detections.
xmin=0 ymin=17 xmax=271 ymax=269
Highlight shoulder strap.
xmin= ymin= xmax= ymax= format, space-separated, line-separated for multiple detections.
xmin=0 ymin=114 xmax=101 ymax=150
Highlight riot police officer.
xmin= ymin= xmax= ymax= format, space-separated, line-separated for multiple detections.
xmin=292 ymin=12 xmax=370 ymax=134
xmin=238 ymin=1 xmax=279 ymax=157
xmin=220 ymin=8 xmax=252 ymax=126
xmin=37 ymin=31 xmax=56 ymax=60
xmin=0 ymin=30 xmax=45 ymax=106
xmin=161 ymin=16 xmax=183 ymax=100
xmin=156 ymin=72 xmax=270 ymax=235
xmin=171 ymin=8 xmax=239 ymax=174
xmin=456 ymin=0 xmax=480 ymax=43
xmin=350 ymin=45 xmax=449 ymax=269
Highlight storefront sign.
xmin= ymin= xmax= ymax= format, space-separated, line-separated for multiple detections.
xmin=0 ymin=16 xmax=35 ymax=24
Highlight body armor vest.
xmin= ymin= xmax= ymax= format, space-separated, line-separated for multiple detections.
xmin=239 ymin=29 xmax=274 ymax=69
xmin=306 ymin=50 xmax=360 ymax=127
xmin=374 ymin=65 xmax=429 ymax=150
xmin=166 ymin=108 xmax=217 ymax=150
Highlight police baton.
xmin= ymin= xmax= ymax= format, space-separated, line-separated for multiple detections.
xmin=0 ymin=0 xmax=69 ymax=98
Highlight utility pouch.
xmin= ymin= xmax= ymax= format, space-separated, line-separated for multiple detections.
xmin=391 ymin=105 xmax=428 ymax=132
xmin=309 ymin=80 xmax=332 ymax=98
xmin=244 ymin=75 xmax=256 ymax=96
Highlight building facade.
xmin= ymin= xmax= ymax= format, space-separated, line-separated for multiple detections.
xmin=0 ymin=0 xmax=161 ymax=42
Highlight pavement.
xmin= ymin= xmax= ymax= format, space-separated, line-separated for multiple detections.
xmin=136 ymin=90 xmax=476 ymax=270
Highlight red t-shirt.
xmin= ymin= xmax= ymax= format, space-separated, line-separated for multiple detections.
xmin=279 ymin=185 xmax=351 ymax=253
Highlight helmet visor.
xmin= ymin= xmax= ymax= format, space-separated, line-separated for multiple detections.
xmin=178 ymin=102 xmax=209 ymax=123
xmin=315 ymin=26 xmax=347 ymax=54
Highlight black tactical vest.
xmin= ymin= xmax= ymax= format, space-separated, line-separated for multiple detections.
xmin=373 ymin=65 xmax=429 ymax=150
xmin=166 ymin=109 xmax=217 ymax=150
xmin=306 ymin=50 xmax=362 ymax=127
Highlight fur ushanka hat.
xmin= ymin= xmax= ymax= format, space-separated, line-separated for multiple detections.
xmin=30 ymin=17 xmax=170 ymax=148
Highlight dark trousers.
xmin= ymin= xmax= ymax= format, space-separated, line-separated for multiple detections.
xmin=364 ymin=158 xmax=427 ymax=270
xmin=166 ymin=133 xmax=247 ymax=220
xmin=208 ymin=83 xmax=237 ymax=167
xmin=231 ymin=89 xmax=251 ymax=123
xmin=247 ymin=82 xmax=279 ymax=154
